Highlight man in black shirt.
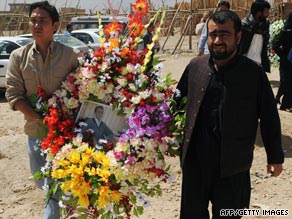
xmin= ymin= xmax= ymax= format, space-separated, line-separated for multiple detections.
xmin=175 ymin=10 xmax=284 ymax=219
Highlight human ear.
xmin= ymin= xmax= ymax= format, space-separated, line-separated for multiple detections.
xmin=236 ymin=31 xmax=242 ymax=45
xmin=53 ymin=21 xmax=59 ymax=32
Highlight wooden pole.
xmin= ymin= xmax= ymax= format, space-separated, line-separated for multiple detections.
xmin=161 ymin=0 xmax=184 ymax=51
xmin=172 ymin=14 xmax=192 ymax=54
xmin=189 ymin=0 xmax=194 ymax=50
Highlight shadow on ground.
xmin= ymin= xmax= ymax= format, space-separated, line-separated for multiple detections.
xmin=255 ymin=127 xmax=292 ymax=158
xmin=0 ymin=91 xmax=7 ymax=103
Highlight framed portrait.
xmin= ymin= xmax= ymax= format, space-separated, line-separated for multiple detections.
xmin=76 ymin=100 xmax=127 ymax=133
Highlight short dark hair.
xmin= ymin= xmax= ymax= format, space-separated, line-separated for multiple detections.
xmin=94 ymin=105 xmax=104 ymax=113
xmin=29 ymin=1 xmax=59 ymax=23
xmin=66 ymin=23 xmax=73 ymax=29
xmin=217 ymin=1 xmax=231 ymax=9
xmin=250 ymin=1 xmax=271 ymax=16
xmin=208 ymin=10 xmax=242 ymax=34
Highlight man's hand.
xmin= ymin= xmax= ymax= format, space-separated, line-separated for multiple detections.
xmin=267 ymin=164 xmax=283 ymax=177
xmin=196 ymin=51 xmax=204 ymax=56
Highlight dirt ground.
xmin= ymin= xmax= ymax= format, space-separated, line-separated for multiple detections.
xmin=0 ymin=34 xmax=291 ymax=219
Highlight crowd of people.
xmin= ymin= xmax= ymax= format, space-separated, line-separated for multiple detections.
xmin=4 ymin=0 xmax=291 ymax=218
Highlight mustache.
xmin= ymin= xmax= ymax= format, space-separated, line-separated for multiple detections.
xmin=213 ymin=44 xmax=226 ymax=47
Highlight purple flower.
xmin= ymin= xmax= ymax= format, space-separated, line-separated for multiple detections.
xmin=114 ymin=151 xmax=126 ymax=160
xmin=119 ymin=133 xmax=130 ymax=142
xmin=128 ymin=116 xmax=141 ymax=128
xmin=141 ymin=114 xmax=150 ymax=125
xmin=159 ymin=103 xmax=169 ymax=112
xmin=125 ymin=154 xmax=135 ymax=165
xmin=137 ymin=106 xmax=146 ymax=116
xmin=146 ymin=104 xmax=158 ymax=113
xmin=145 ymin=125 xmax=157 ymax=137
xmin=159 ymin=113 xmax=172 ymax=123
xmin=125 ymin=128 xmax=136 ymax=138
xmin=156 ymin=121 xmax=165 ymax=130
xmin=136 ymin=127 xmax=146 ymax=137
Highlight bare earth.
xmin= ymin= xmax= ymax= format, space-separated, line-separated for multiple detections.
xmin=0 ymin=35 xmax=292 ymax=219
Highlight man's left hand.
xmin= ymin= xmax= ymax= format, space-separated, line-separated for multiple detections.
xmin=267 ymin=164 xmax=283 ymax=177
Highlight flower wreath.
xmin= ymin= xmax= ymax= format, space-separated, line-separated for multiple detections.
xmin=31 ymin=0 xmax=185 ymax=218
xmin=268 ymin=19 xmax=284 ymax=66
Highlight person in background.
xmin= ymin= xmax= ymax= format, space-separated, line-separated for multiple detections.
xmin=197 ymin=1 xmax=230 ymax=56
xmin=195 ymin=10 xmax=211 ymax=37
xmin=82 ymin=105 xmax=114 ymax=144
xmin=142 ymin=22 xmax=156 ymax=72
xmin=5 ymin=1 xmax=80 ymax=218
xmin=64 ymin=23 xmax=73 ymax=35
xmin=272 ymin=12 xmax=292 ymax=112
xmin=239 ymin=0 xmax=271 ymax=73
xmin=175 ymin=10 xmax=284 ymax=219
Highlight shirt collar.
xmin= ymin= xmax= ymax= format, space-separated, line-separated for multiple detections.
xmin=209 ymin=53 xmax=240 ymax=73
xmin=31 ymin=40 xmax=56 ymax=55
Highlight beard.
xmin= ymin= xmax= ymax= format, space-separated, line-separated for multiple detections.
xmin=209 ymin=44 xmax=237 ymax=60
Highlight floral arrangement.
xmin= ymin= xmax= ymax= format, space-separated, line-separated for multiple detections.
xmin=32 ymin=0 xmax=184 ymax=218
xmin=268 ymin=19 xmax=284 ymax=66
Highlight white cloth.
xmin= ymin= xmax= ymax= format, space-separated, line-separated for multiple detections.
xmin=94 ymin=118 xmax=101 ymax=127
xmin=244 ymin=33 xmax=263 ymax=65
xmin=195 ymin=22 xmax=205 ymax=36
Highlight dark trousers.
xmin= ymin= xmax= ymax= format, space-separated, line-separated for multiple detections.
xmin=180 ymin=148 xmax=251 ymax=219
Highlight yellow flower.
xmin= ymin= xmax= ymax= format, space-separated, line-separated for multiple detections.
xmin=68 ymin=151 xmax=80 ymax=164
xmin=68 ymin=165 xmax=84 ymax=177
xmin=51 ymin=169 xmax=69 ymax=179
xmin=78 ymin=194 xmax=89 ymax=207
xmin=93 ymin=151 xmax=110 ymax=168
xmin=96 ymin=186 xmax=111 ymax=208
xmin=57 ymin=159 xmax=70 ymax=167
xmin=80 ymin=153 xmax=90 ymax=167
xmin=110 ymin=190 xmax=122 ymax=203
xmin=60 ymin=180 xmax=73 ymax=193
xmin=97 ymin=168 xmax=111 ymax=182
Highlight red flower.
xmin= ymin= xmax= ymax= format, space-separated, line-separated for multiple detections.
xmin=37 ymin=85 xmax=48 ymax=100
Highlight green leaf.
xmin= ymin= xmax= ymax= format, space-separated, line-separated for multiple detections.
xmin=77 ymin=214 xmax=88 ymax=219
xmin=33 ymin=170 xmax=44 ymax=180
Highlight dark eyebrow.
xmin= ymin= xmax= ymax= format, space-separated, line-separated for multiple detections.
xmin=209 ymin=30 xmax=231 ymax=34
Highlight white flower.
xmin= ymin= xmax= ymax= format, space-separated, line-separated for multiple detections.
xmin=131 ymin=95 xmax=142 ymax=104
xmin=174 ymin=89 xmax=181 ymax=98
xmin=64 ymin=97 xmax=79 ymax=109
xmin=117 ymin=76 xmax=128 ymax=87
xmin=139 ymin=90 xmax=151 ymax=99
xmin=58 ymin=201 xmax=67 ymax=208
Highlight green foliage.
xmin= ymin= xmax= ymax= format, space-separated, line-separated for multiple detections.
xmin=269 ymin=20 xmax=284 ymax=66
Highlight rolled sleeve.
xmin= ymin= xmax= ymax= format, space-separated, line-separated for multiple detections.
xmin=197 ymin=23 xmax=208 ymax=53
xmin=5 ymin=49 xmax=27 ymax=110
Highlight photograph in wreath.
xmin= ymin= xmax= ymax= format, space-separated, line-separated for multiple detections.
xmin=12 ymin=0 xmax=185 ymax=218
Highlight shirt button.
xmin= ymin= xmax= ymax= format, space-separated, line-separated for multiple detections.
xmin=186 ymin=139 xmax=190 ymax=143
xmin=209 ymin=72 xmax=212 ymax=76
xmin=201 ymin=87 xmax=205 ymax=92
xmin=197 ymin=100 xmax=201 ymax=104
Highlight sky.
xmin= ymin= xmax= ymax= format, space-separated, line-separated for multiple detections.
xmin=0 ymin=0 xmax=186 ymax=13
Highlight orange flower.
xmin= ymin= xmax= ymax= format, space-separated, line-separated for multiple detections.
xmin=132 ymin=0 xmax=149 ymax=15
xmin=108 ymin=38 xmax=120 ymax=50
xmin=121 ymin=47 xmax=130 ymax=57
xmin=128 ymin=15 xmax=144 ymax=38
xmin=104 ymin=22 xmax=123 ymax=36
